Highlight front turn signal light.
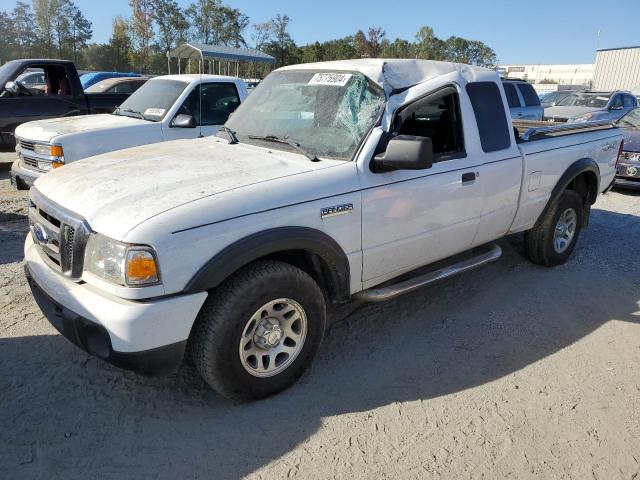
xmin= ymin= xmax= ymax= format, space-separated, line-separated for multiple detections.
xmin=52 ymin=161 xmax=65 ymax=169
xmin=126 ymin=250 xmax=160 ymax=285
xmin=50 ymin=145 xmax=64 ymax=157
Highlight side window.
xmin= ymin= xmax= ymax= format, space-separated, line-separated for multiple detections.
xmin=517 ymin=83 xmax=541 ymax=107
xmin=395 ymin=87 xmax=465 ymax=160
xmin=16 ymin=68 xmax=46 ymax=95
xmin=41 ymin=66 xmax=73 ymax=96
xmin=623 ymin=95 xmax=636 ymax=108
xmin=13 ymin=67 xmax=46 ymax=96
xmin=502 ymin=83 xmax=521 ymax=108
xmin=176 ymin=83 xmax=241 ymax=126
xmin=110 ymin=83 xmax=133 ymax=94
xmin=611 ymin=95 xmax=623 ymax=108
xmin=466 ymin=82 xmax=511 ymax=153
xmin=130 ymin=81 xmax=145 ymax=93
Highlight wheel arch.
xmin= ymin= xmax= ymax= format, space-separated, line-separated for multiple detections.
xmin=183 ymin=227 xmax=351 ymax=303
xmin=542 ymin=158 xmax=600 ymax=227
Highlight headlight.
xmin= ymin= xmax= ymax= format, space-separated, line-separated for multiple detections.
xmin=33 ymin=143 xmax=51 ymax=156
xmin=33 ymin=143 xmax=63 ymax=157
xmin=33 ymin=143 xmax=64 ymax=168
xmin=571 ymin=113 xmax=593 ymax=123
xmin=84 ymin=233 xmax=160 ymax=286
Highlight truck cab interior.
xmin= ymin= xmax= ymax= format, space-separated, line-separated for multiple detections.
xmin=394 ymin=87 xmax=465 ymax=161
xmin=6 ymin=65 xmax=73 ymax=97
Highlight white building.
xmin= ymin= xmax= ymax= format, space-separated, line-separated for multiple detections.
xmin=593 ymin=46 xmax=640 ymax=92
xmin=499 ymin=63 xmax=594 ymax=87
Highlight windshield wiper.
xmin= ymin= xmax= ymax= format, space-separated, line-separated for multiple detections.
xmin=221 ymin=125 xmax=238 ymax=144
xmin=117 ymin=108 xmax=148 ymax=120
xmin=248 ymin=135 xmax=320 ymax=162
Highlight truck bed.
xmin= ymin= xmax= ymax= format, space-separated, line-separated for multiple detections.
xmin=513 ymin=119 xmax=616 ymax=142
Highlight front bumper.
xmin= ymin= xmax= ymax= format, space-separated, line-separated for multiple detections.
xmin=614 ymin=177 xmax=640 ymax=190
xmin=24 ymin=235 xmax=208 ymax=375
xmin=10 ymin=159 xmax=39 ymax=190
xmin=614 ymin=162 xmax=640 ymax=190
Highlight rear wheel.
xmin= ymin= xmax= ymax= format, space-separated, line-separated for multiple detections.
xmin=191 ymin=260 xmax=326 ymax=401
xmin=525 ymin=190 xmax=584 ymax=267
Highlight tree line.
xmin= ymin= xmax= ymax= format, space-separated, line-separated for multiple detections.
xmin=0 ymin=0 xmax=497 ymax=75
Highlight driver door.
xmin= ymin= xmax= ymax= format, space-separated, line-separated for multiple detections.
xmin=359 ymin=85 xmax=483 ymax=287
xmin=0 ymin=65 xmax=86 ymax=149
xmin=162 ymin=82 xmax=241 ymax=141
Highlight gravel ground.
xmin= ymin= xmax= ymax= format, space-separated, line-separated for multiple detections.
xmin=1 ymin=154 xmax=639 ymax=479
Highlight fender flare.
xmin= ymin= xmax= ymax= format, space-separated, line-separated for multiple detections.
xmin=183 ymin=226 xmax=351 ymax=301
xmin=540 ymin=158 xmax=600 ymax=226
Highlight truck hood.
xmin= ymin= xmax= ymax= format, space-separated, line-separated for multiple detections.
xmin=33 ymin=138 xmax=342 ymax=240
xmin=544 ymin=106 xmax=600 ymax=119
xmin=14 ymin=114 xmax=149 ymax=143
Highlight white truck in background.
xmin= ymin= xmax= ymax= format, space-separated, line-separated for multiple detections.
xmin=23 ymin=59 xmax=621 ymax=401
xmin=11 ymin=74 xmax=247 ymax=189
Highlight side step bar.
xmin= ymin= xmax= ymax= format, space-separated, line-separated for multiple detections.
xmin=354 ymin=243 xmax=502 ymax=303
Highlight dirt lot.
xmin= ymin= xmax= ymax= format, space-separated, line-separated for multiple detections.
xmin=1 ymin=155 xmax=639 ymax=479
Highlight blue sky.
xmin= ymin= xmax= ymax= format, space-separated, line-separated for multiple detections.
xmin=3 ymin=0 xmax=639 ymax=64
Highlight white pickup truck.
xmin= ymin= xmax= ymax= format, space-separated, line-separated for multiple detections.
xmin=23 ymin=59 xmax=621 ymax=401
xmin=10 ymin=74 xmax=247 ymax=189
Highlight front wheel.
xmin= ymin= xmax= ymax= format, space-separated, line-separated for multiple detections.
xmin=191 ymin=260 xmax=326 ymax=401
xmin=525 ymin=190 xmax=584 ymax=267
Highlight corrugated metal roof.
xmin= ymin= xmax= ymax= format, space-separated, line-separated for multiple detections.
xmin=167 ymin=43 xmax=275 ymax=64
xmin=594 ymin=48 xmax=640 ymax=90
xmin=597 ymin=46 xmax=640 ymax=52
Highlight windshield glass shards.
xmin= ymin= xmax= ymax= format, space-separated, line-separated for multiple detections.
xmin=224 ymin=70 xmax=385 ymax=161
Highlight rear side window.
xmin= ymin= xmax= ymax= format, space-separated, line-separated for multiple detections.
xmin=502 ymin=83 xmax=521 ymax=108
xmin=466 ymin=82 xmax=511 ymax=153
xmin=611 ymin=95 xmax=623 ymax=108
xmin=623 ymin=95 xmax=636 ymax=108
xmin=110 ymin=82 xmax=133 ymax=94
xmin=517 ymin=83 xmax=540 ymax=106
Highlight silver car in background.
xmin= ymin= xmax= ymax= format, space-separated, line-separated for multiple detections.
xmin=541 ymin=90 xmax=575 ymax=108
xmin=544 ymin=90 xmax=638 ymax=123
xmin=501 ymin=79 xmax=544 ymax=120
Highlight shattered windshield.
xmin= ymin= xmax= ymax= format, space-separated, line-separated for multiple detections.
xmin=224 ymin=70 xmax=386 ymax=160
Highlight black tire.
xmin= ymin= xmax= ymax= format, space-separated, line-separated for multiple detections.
xmin=524 ymin=190 xmax=584 ymax=267
xmin=191 ymin=260 xmax=326 ymax=401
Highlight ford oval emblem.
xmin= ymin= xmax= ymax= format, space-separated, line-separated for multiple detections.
xmin=32 ymin=223 xmax=48 ymax=244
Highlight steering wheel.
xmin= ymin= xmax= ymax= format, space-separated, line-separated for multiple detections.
xmin=16 ymin=81 xmax=33 ymax=96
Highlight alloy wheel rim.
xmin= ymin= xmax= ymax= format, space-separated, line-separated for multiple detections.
xmin=239 ymin=298 xmax=307 ymax=378
xmin=553 ymin=208 xmax=577 ymax=254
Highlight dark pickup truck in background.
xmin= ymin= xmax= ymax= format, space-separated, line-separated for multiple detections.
xmin=0 ymin=59 xmax=135 ymax=152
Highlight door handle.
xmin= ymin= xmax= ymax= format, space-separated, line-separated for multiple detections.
xmin=461 ymin=172 xmax=476 ymax=184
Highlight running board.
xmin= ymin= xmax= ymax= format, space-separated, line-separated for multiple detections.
xmin=353 ymin=243 xmax=502 ymax=303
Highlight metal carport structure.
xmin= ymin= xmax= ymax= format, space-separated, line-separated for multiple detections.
xmin=167 ymin=43 xmax=276 ymax=78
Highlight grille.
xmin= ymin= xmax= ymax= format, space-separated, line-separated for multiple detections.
xmin=64 ymin=225 xmax=76 ymax=267
xmin=28 ymin=191 xmax=89 ymax=280
xmin=19 ymin=140 xmax=35 ymax=151
xmin=620 ymin=151 xmax=640 ymax=162
xmin=22 ymin=156 xmax=41 ymax=170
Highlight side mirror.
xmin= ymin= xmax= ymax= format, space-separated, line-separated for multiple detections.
xmin=171 ymin=114 xmax=196 ymax=128
xmin=373 ymin=135 xmax=434 ymax=171
xmin=4 ymin=81 xmax=19 ymax=95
